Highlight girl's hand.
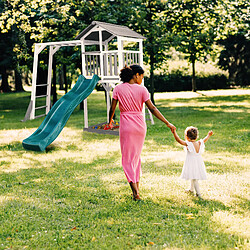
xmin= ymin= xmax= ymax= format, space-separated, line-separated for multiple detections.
xmin=208 ymin=130 xmax=213 ymax=136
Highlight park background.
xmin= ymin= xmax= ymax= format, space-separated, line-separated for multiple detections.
xmin=0 ymin=0 xmax=249 ymax=249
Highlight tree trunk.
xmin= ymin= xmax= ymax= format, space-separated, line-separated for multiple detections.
xmin=80 ymin=101 xmax=84 ymax=110
xmin=59 ymin=66 xmax=64 ymax=90
xmin=24 ymin=71 xmax=30 ymax=86
xmin=0 ymin=67 xmax=11 ymax=92
xmin=14 ymin=67 xmax=24 ymax=92
xmin=191 ymin=59 xmax=196 ymax=92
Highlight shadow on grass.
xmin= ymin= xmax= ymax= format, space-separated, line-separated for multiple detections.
xmin=0 ymin=141 xmax=23 ymax=152
xmin=192 ymin=197 xmax=230 ymax=212
xmin=0 ymin=92 xmax=249 ymax=248
xmin=0 ymin=179 xmax=245 ymax=249
xmin=0 ymin=152 xmax=248 ymax=249
xmin=232 ymin=195 xmax=250 ymax=211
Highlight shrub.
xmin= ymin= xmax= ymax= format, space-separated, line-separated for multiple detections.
xmin=144 ymin=73 xmax=229 ymax=92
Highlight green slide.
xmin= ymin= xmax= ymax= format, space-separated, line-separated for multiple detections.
xmin=22 ymin=74 xmax=100 ymax=151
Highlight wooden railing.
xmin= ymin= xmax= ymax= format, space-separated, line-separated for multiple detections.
xmin=123 ymin=51 xmax=140 ymax=66
xmin=84 ymin=52 xmax=100 ymax=76
xmin=103 ymin=51 xmax=118 ymax=76
xmin=84 ymin=51 xmax=141 ymax=77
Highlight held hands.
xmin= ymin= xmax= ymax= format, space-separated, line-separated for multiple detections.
xmin=167 ymin=123 xmax=176 ymax=133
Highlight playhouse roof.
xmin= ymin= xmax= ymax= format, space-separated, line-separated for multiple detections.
xmin=75 ymin=21 xmax=146 ymax=41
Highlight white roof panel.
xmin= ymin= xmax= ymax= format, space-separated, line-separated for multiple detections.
xmin=75 ymin=21 xmax=146 ymax=41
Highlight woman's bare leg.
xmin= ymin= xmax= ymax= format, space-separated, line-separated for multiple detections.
xmin=129 ymin=182 xmax=140 ymax=200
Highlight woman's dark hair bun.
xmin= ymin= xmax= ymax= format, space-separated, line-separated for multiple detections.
xmin=119 ymin=64 xmax=144 ymax=83
xmin=120 ymin=65 xmax=134 ymax=82
xmin=130 ymin=65 xmax=144 ymax=75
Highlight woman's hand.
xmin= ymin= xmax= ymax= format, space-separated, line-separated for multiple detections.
xmin=167 ymin=123 xmax=176 ymax=133
xmin=108 ymin=119 xmax=114 ymax=129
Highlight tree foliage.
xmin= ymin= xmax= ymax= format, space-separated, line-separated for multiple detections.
xmin=0 ymin=0 xmax=95 ymax=92
xmin=216 ymin=0 xmax=249 ymax=86
xmin=218 ymin=34 xmax=250 ymax=86
xmin=0 ymin=0 xmax=249 ymax=93
xmin=130 ymin=0 xmax=171 ymax=103
xmin=168 ymin=0 xmax=223 ymax=91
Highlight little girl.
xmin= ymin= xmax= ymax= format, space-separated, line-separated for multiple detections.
xmin=172 ymin=126 xmax=213 ymax=198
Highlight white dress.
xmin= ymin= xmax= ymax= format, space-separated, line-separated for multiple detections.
xmin=180 ymin=139 xmax=207 ymax=180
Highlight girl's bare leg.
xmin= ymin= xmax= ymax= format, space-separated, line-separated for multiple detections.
xmin=185 ymin=180 xmax=195 ymax=195
xmin=190 ymin=180 xmax=195 ymax=192
xmin=193 ymin=179 xmax=201 ymax=197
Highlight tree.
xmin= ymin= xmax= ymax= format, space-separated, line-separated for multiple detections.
xmin=91 ymin=0 xmax=172 ymax=104
xmin=0 ymin=32 xmax=12 ymax=92
xmin=215 ymin=0 xmax=249 ymax=39
xmin=0 ymin=0 xmax=94 ymax=92
xmin=130 ymin=0 xmax=171 ymax=103
xmin=91 ymin=0 xmax=134 ymax=25
xmin=216 ymin=0 xmax=249 ymax=86
xmin=169 ymin=0 xmax=221 ymax=91
xmin=218 ymin=34 xmax=250 ymax=86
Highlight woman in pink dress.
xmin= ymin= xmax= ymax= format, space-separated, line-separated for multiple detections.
xmin=109 ymin=65 xmax=175 ymax=200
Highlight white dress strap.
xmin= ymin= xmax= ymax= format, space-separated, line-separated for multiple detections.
xmin=185 ymin=141 xmax=195 ymax=153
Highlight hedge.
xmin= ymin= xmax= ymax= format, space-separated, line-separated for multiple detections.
xmin=95 ymin=73 xmax=229 ymax=92
xmin=144 ymin=73 xmax=229 ymax=92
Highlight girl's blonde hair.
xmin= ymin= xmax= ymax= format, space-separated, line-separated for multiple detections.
xmin=185 ymin=126 xmax=199 ymax=140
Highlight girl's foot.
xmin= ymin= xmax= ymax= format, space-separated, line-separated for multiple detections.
xmin=196 ymin=193 xmax=203 ymax=199
xmin=185 ymin=189 xmax=195 ymax=195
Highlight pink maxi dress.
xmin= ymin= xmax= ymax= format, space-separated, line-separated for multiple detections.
xmin=112 ymin=82 xmax=150 ymax=183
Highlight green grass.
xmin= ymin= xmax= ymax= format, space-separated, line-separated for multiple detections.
xmin=0 ymin=90 xmax=249 ymax=249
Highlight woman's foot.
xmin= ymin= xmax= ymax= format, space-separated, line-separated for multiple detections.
xmin=130 ymin=182 xmax=139 ymax=199
xmin=133 ymin=194 xmax=141 ymax=201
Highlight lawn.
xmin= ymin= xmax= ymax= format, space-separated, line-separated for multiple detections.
xmin=0 ymin=89 xmax=249 ymax=249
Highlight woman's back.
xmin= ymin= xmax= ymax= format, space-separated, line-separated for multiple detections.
xmin=113 ymin=83 xmax=149 ymax=113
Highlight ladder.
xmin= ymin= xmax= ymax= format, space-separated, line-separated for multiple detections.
xmin=22 ymin=44 xmax=59 ymax=121
xmin=22 ymin=93 xmax=50 ymax=122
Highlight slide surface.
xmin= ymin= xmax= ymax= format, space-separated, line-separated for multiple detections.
xmin=22 ymin=74 xmax=100 ymax=151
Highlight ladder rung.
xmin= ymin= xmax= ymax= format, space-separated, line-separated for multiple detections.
xmin=36 ymin=95 xmax=47 ymax=98
xmin=35 ymin=105 xmax=47 ymax=110
xmin=35 ymin=114 xmax=46 ymax=119
xmin=37 ymin=84 xmax=48 ymax=87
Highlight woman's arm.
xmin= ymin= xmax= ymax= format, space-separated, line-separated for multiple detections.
xmin=203 ymin=130 xmax=213 ymax=143
xmin=172 ymin=129 xmax=187 ymax=146
xmin=145 ymin=99 xmax=175 ymax=132
xmin=108 ymin=98 xmax=118 ymax=126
